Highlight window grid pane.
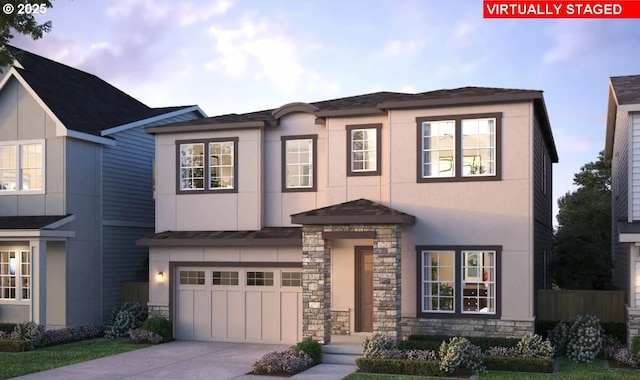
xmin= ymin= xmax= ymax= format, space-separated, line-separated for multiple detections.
xmin=421 ymin=121 xmax=455 ymax=178
xmin=212 ymin=271 xmax=239 ymax=286
xmin=179 ymin=270 xmax=205 ymax=285
xmin=422 ymin=251 xmax=455 ymax=312
xmin=179 ymin=144 xmax=205 ymax=190
xmin=462 ymin=118 xmax=496 ymax=177
xmin=351 ymin=129 xmax=377 ymax=172
xmin=209 ymin=142 xmax=234 ymax=189
xmin=20 ymin=250 xmax=30 ymax=300
xmin=0 ymin=251 xmax=16 ymax=300
xmin=0 ymin=146 xmax=16 ymax=191
xmin=247 ymin=271 xmax=274 ymax=286
xmin=286 ymin=139 xmax=313 ymax=188
xmin=462 ymin=251 xmax=496 ymax=314
xmin=281 ymin=271 xmax=302 ymax=287
xmin=20 ymin=144 xmax=42 ymax=190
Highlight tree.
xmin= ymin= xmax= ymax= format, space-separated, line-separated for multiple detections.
xmin=549 ymin=150 xmax=612 ymax=290
xmin=0 ymin=0 xmax=53 ymax=69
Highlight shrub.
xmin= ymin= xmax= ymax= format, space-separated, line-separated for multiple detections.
xmin=398 ymin=339 xmax=441 ymax=351
xmin=128 ymin=328 xmax=164 ymax=344
xmin=355 ymin=358 xmax=443 ymax=377
xmin=0 ymin=339 xmax=29 ymax=352
xmin=293 ymin=338 xmax=322 ymax=365
xmin=0 ymin=323 xmax=16 ymax=334
xmin=439 ymin=337 xmax=486 ymax=375
xmin=375 ymin=349 xmax=407 ymax=359
xmin=362 ymin=333 xmax=395 ymax=358
xmin=484 ymin=356 xmax=555 ymax=373
xmin=406 ymin=349 xmax=438 ymax=361
xmin=485 ymin=346 xmax=517 ymax=357
xmin=42 ymin=325 xmax=106 ymax=347
xmin=251 ymin=347 xmax=312 ymax=375
xmin=601 ymin=322 xmax=627 ymax=344
xmin=405 ymin=335 xmax=519 ymax=350
xmin=105 ymin=302 xmax=148 ymax=339
xmin=142 ymin=317 xmax=172 ymax=343
xmin=632 ymin=336 xmax=640 ymax=355
xmin=565 ymin=315 xmax=603 ymax=363
xmin=548 ymin=321 xmax=570 ymax=355
xmin=516 ymin=334 xmax=554 ymax=359
xmin=11 ymin=321 xmax=45 ymax=349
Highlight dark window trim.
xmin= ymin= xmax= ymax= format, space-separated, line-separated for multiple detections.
xmin=346 ymin=123 xmax=382 ymax=177
xmin=175 ymin=137 xmax=239 ymax=194
xmin=415 ymin=245 xmax=502 ymax=319
xmin=416 ymin=113 xmax=502 ymax=183
xmin=281 ymin=134 xmax=318 ymax=193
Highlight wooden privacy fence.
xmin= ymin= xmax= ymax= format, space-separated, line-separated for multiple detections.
xmin=537 ymin=289 xmax=625 ymax=322
xmin=122 ymin=282 xmax=149 ymax=306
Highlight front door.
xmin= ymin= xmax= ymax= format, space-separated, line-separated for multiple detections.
xmin=355 ymin=247 xmax=374 ymax=332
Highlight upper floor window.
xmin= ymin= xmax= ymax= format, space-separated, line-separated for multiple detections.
xmin=417 ymin=113 xmax=501 ymax=183
xmin=282 ymin=135 xmax=317 ymax=192
xmin=177 ymin=138 xmax=238 ymax=194
xmin=347 ymin=124 xmax=381 ymax=176
xmin=0 ymin=141 xmax=44 ymax=192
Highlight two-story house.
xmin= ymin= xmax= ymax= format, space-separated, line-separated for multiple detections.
xmin=0 ymin=47 xmax=205 ymax=327
xmin=605 ymin=74 xmax=640 ymax=343
xmin=139 ymin=87 xmax=557 ymax=344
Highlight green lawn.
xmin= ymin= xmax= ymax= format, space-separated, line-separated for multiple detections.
xmin=344 ymin=358 xmax=640 ymax=380
xmin=0 ymin=338 xmax=148 ymax=380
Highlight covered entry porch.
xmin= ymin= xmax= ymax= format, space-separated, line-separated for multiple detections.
xmin=291 ymin=199 xmax=415 ymax=344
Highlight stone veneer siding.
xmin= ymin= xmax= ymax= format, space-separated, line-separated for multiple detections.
xmin=148 ymin=304 xmax=170 ymax=319
xmin=302 ymin=224 xmax=402 ymax=343
xmin=628 ymin=307 xmax=640 ymax=347
xmin=331 ymin=310 xmax=351 ymax=335
xmin=401 ymin=317 xmax=534 ymax=339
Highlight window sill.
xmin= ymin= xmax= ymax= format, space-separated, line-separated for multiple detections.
xmin=0 ymin=300 xmax=31 ymax=305
xmin=417 ymin=312 xmax=500 ymax=319
xmin=0 ymin=190 xmax=45 ymax=195
xmin=417 ymin=175 xmax=501 ymax=183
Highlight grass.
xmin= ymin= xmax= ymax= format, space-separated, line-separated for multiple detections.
xmin=0 ymin=338 xmax=148 ymax=380
xmin=344 ymin=358 xmax=640 ymax=380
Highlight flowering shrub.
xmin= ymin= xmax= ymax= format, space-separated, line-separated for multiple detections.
xmin=251 ymin=347 xmax=313 ymax=375
xmin=374 ymin=349 xmax=406 ymax=359
xmin=548 ymin=321 xmax=570 ymax=355
xmin=516 ymin=334 xmax=554 ymax=359
xmin=11 ymin=321 xmax=45 ymax=349
xmin=406 ymin=349 xmax=438 ymax=361
xmin=293 ymin=338 xmax=322 ymax=365
xmin=362 ymin=333 xmax=395 ymax=358
xmin=105 ymin=302 xmax=148 ymax=339
xmin=128 ymin=328 xmax=164 ymax=344
xmin=439 ymin=337 xmax=486 ymax=375
xmin=43 ymin=325 xmax=105 ymax=346
xmin=485 ymin=346 xmax=517 ymax=357
xmin=565 ymin=315 xmax=603 ymax=363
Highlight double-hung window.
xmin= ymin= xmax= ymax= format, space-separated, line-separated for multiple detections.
xmin=282 ymin=135 xmax=317 ymax=192
xmin=0 ymin=141 xmax=44 ymax=192
xmin=177 ymin=138 xmax=238 ymax=193
xmin=0 ymin=250 xmax=30 ymax=301
xmin=347 ymin=124 xmax=381 ymax=176
xmin=418 ymin=246 xmax=500 ymax=318
xmin=417 ymin=113 xmax=501 ymax=182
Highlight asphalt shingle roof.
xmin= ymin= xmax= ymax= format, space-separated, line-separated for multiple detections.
xmin=0 ymin=215 xmax=72 ymax=229
xmin=611 ymin=75 xmax=640 ymax=105
xmin=137 ymin=227 xmax=302 ymax=247
xmin=7 ymin=47 xmax=195 ymax=135
xmin=291 ymin=198 xmax=416 ymax=225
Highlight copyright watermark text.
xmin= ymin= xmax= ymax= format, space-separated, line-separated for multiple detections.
xmin=3 ymin=3 xmax=48 ymax=15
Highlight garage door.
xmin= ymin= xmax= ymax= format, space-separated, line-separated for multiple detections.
xmin=175 ymin=267 xmax=302 ymax=344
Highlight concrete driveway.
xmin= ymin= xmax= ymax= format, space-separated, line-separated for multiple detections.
xmin=12 ymin=341 xmax=356 ymax=380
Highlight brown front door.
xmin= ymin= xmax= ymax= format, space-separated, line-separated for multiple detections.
xmin=355 ymin=247 xmax=374 ymax=332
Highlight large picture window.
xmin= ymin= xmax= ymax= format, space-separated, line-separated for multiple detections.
xmin=0 ymin=250 xmax=30 ymax=301
xmin=417 ymin=113 xmax=501 ymax=182
xmin=177 ymin=138 xmax=238 ymax=193
xmin=347 ymin=124 xmax=381 ymax=176
xmin=417 ymin=246 xmax=500 ymax=318
xmin=0 ymin=142 xmax=44 ymax=192
xmin=282 ymin=135 xmax=317 ymax=192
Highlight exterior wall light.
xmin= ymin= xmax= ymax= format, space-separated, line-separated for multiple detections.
xmin=156 ymin=271 xmax=164 ymax=282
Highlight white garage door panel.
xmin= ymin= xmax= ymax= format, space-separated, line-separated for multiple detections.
xmin=176 ymin=267 xmax=301 ymax=344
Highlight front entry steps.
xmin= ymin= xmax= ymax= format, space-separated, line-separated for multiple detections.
xmin=322 ymin=334 xmax=366 ymax=365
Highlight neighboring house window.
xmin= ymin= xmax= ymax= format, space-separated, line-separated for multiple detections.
xmin=347 ymin=124 xmax=381 ymax=176
xmin=177 ymin=138 xmax=238 ymax=193
xmin=282 ymin=135 xmax=317 ymax=192
xmin=417 ymin=246 xmax=500 ymax=318
xmin=0 ymin=250 xmax=30 ymax=301
xmin=0 ymin=141 xmax=44 ymax=192
xmin=416 ymin=113 xmax=501 ymax=182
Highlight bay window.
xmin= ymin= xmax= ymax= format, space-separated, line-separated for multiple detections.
xmin=0 ymin=250 xmax=30 ymax=301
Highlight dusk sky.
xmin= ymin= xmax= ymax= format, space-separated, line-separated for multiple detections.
xmin=12 ymin=0 xmax=640 ymax=222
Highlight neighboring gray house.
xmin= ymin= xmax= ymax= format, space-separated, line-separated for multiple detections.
xmin=605 ymin=74 xmax=640 ymax=342
xmin=139 ymin=87 xmax=557 ymax=344
xmin=0 ymin=47 xmax=205 ymax=327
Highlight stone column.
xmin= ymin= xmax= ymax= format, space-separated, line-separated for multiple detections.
xmin=373 ymin=225 xmax=402 ymax=342
xmin=302 ymin=226 xmax=331 ymax=343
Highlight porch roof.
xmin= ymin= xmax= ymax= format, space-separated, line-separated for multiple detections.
xmin=290 ymin=198 xmax=415 ymax=225
xmin=0 ymin=215 xmax=74 ymax=230
xmin=136 ymin=227 xmax=302 ymax=247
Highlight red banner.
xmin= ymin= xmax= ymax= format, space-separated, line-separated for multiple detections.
xmin=484 ymin=1 xmax=640 ymax=18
